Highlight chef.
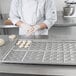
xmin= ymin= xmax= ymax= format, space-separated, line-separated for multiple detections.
xmin=9 ymin=0 xmax=57 ymax=36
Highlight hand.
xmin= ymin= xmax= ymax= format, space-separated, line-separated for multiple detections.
xmin=26 ymin=25 xmax=40 ymax=36
xmin=19 ymin=23 xmax=30 ymax=35
xmin=16 ymin=21 xmax=24 ymax=27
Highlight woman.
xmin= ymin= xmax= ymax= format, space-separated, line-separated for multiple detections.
xmin=9 ymin=0 xmax=57 ymax=36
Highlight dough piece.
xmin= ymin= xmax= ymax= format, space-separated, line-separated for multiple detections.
xmin=19 ymin=41 xmax=26 ymax=48
xmin=24 ymin=40 xmax=32 ymax=48
xmin=24 ymin=45 xmax=29 ymax=48
xmin=19 ymin=43 xmax=24 ymax=48
xmin=0 ymin=39 xmax=5 ymax=46
xmin=9 ymin=35 xmax=16 ymax=41
xmin=22 ymin=41 xmax=26 ymax=45
xmin=16 ymin=40 xmax=22 ymax=45
xmin=26 ymin=40 xmax=32 ymax=45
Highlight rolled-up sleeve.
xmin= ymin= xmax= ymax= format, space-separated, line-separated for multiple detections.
xmin=43 ymin=0 xmax=57 ymax=29
xmin=9 ymin=0 xmax=20 ymax=25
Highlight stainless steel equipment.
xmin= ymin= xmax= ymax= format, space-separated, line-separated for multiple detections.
xmin=63 ymin=0 xmax=76 ymax=17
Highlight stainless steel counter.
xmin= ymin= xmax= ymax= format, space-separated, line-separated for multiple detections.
xmin=0 ymin=26 xmax=76 ymax=76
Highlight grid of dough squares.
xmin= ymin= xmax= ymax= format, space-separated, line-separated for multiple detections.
xmin=2 ymin=40 xmax=76 ymax=65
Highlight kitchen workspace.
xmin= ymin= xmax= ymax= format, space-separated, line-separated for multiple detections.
xmin=1 ymin=0 xmax=76 ymax=76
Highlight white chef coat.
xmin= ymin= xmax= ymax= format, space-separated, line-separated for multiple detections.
xmin=9 ymin=0 xmax=57 ymax=35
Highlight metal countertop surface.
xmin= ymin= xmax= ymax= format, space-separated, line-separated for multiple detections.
xmin=0 ymin=26 xmax=76 ymax=76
